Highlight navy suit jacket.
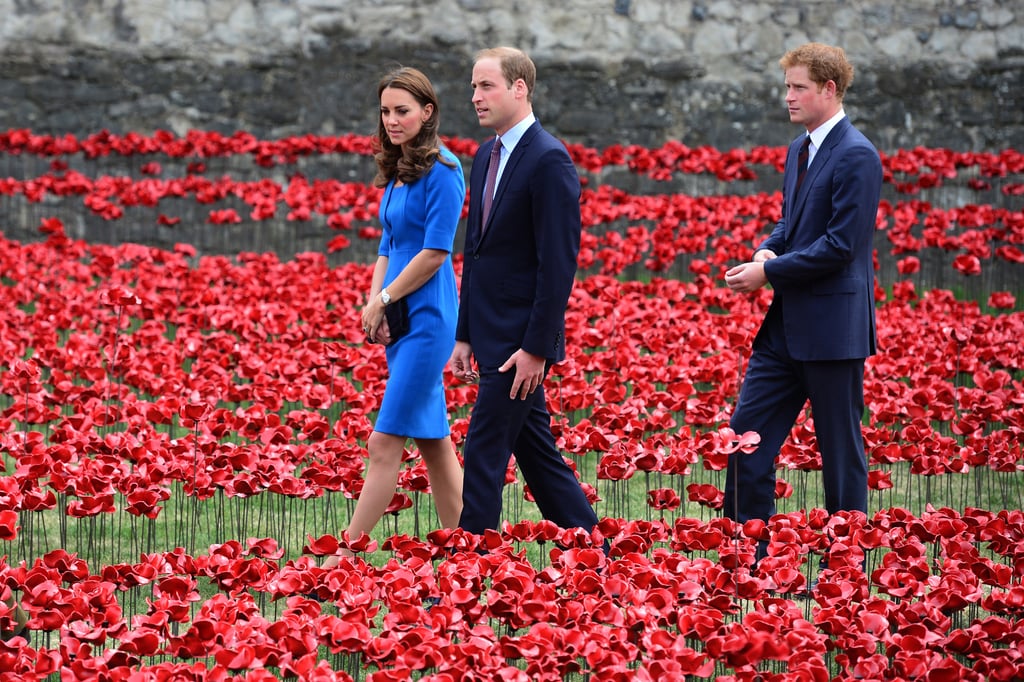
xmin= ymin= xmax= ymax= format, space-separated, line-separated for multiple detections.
xmin=759 ymin=117 xmax=883 ymax=362
xmin=456 ymin=121 xmax=581 ymax=369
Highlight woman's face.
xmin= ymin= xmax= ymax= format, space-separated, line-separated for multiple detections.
xmin=380 ymin=86 xmax=432 ymax=149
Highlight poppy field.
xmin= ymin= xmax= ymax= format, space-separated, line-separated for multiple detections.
xmin=0 ymin=128 xmax=1022 ymax=680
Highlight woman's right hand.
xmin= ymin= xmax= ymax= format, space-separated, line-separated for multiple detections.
xmin=361 ymin=294 xmax=386 ymax=342
xmin=370 ymin=316 xmax=392 ymax=346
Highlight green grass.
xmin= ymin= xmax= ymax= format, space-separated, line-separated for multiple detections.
xmin=4 ymin=417 xmax=1021 ymax=575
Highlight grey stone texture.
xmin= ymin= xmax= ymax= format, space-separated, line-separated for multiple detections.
xmin=0 ymin=0 xmax=1021 ymax=150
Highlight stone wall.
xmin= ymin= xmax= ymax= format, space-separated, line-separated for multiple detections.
xmin=0 ymin=0 xmax=1021 ymax=151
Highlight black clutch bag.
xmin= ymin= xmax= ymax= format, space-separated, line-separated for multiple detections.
xmin=383 ymin=298 xmax=410 ymax=345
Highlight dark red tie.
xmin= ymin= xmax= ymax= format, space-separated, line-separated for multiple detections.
xmin=481 ymin=136 xmax=502 ymax=227
xmin=795 ymin=136 xmax=810 ymax=191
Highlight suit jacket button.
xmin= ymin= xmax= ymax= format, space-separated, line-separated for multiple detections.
xmin=474 ymin=253 xmax=480 ymax=260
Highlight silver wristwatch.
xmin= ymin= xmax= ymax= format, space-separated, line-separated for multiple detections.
xmin=380 ymin=288 xmax=392 ymax=305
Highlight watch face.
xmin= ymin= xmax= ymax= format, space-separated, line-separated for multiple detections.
xmin=381 ymin=289 xmax=391 ymax=305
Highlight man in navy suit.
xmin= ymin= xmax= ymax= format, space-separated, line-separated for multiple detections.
xmin=451 ymin=46 xmax=601 ymax=539
xmin=723 ymin=43 xmax=883 ymax=563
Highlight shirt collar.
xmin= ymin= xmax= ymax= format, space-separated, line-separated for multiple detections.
xmin=807 ymin=108 xmax=846 ymax=152
xmin=497 ymin=112 xmax=536 ymax=154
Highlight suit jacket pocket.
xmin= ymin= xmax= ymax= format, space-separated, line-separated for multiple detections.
xmin=501 ymin=273 xmax=536 ymax=303
xmin=811 ymin=276 xmax=857 ymax=295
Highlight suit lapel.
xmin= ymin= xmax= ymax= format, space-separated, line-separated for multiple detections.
xmin=785 ymin=117 xmax=850 ymax=240
xmin=478 ymin=122 xmax=541 ymax=243
xmin=783 ymin=137 xmax=802 ymax=220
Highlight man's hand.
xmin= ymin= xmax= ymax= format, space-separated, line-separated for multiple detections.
xmin=725 ymin=250 xmax=775 ymax=293
xmin=499 ymin=349 xmax=545 ymax=400
xmin=450 ymin=341 xmax=478 ymax=382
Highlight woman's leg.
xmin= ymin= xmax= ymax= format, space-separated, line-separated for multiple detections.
xmin=414 ymin=436 xmax=463 ymax=529
xmin=323 ymin=430 xmax=406 ymax=568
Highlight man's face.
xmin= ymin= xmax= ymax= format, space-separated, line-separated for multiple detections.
xmin=471 ymin=57 xmax=520 ymax=135
xmin=784 ymin=65 xmax=835 ymax=132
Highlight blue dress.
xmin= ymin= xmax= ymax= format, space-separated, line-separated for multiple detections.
xmin=374 ymin=147 xmax=465 ymax=439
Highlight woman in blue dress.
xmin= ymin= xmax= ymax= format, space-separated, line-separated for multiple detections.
xmin=324 ymin=67 xmax=465 ymax=567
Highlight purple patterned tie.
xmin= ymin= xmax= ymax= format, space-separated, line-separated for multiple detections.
xmin=481 ymin=136 xmax=502 ymax=228
xmin=795 ymin=136 xmax=811 ymax=191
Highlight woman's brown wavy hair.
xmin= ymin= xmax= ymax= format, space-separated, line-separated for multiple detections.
xmin=373 ymin=66 xmax=457 ymax=188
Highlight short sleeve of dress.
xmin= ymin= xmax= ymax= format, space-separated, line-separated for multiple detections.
xmin=377 ymin=182 xmax=394 ymax=258
xmin=421 ymin=148 xmax=466 ymax=252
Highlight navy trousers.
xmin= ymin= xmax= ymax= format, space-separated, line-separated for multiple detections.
xmin=723 ymin=308 xmax=868 ymax=526
xmin=458 ymin=367 xmax=599 ymax=535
